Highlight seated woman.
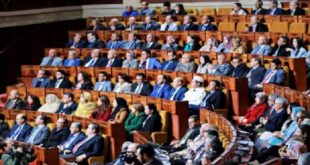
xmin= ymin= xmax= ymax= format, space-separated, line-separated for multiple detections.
xmin=137 ymin=103 xmax=162 ymax=134
xmin=74 ymin=92 xmax=96 ymax=118
xmin=0 ymin=113 xmax=10 ymax=139
xmin=63 ymin=50 xmax=80 ymax=67
xmin=196 ymin=55 xmax=212 ymax=74
xmin=230 ymin=37 xmax=244 ymax=53
xmin=23 ymin=94 xmax=41 ymax=111
xmin=216 ymin=35 xmax=232 ymax=53
xmin=94 ymin=71 xmax=113 ymax=92
xmin=199 ymin=37 xmax=218 ymax=52
xmin=172 ymin=3 xmax=187 ymax=15
xmin=183 ymin=35 xmax=201 ymax=51
xmin=38 ymin=94 xmax=61 ymax=113
xmin=90 ymin=95 xmax=112 ymax=122
xmin=109 ymin=97 xmax=129 ymax=124
xmin=75 ymin=72 xmax=93 ymax=90
xmin=287 ymin=37 xmax=308 ymax=58
xmin=125 ymin=103 xmax=146 ymax=139
xmin=230 ymin=2 xmax=248 ymax=15
xmin=122 ymin=51 xmax=139 ymax=69
xmin=233 ymin=92 xmax=267 ymax=126
xmin=113 ymin=73 xmax=132 ymax=93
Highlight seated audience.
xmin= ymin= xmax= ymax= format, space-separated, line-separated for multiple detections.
xmin=279 ymin=135 xmax=308 ymax=161
xmin=105 ymin=33 xmax=123 ymax=49
xmin=166 ymin=77 xmax=188 ymax=101
xmin=0 ymin=113 xmax=9 ymax=138
xmin=32 ymin=69 xmax=50 ymax=88
xmin=122 ymin=5 xmax=139 ymax=17
xmin=0 ymin=139 xmax=28 ymax=164
xmin=44 ymin=118 xmax=70 ymax=148
xmin=196 ymin=55 xmax=212 ymax=74
xmin=66 ymin=33 xmax=85 ymax=48
xmin=183 ymin=76 xmax=206 ymax=114
xmin=56 ymin=93 xmax=78 ymax=114
xmin=184 ymin=35 xmax=201 ymax=51
xmin=40 ymin=48 xmax=62 ymax=66
xmin=175 ymin=53 xmax=196 ymax=72
xmin=247 ymin=58 xmax=266 ymax=98
xmin=161 ymin=35 xmax=179 ymax=51
xmin=272 ymin=36 xmax=290 ymax=57
xmin=160 ymin=15 xmax=178 ymax=31
xmin=137 ymin=144 xmax=163 ymax=165
xmin=210 ymin=53 xmax=234 ymax=76
xmin=230 ymin=36 xmax=244 ymax=53
xmin=137 ymin=103 xmax=162 ymax=134
xmin=87 ymin=18 xmax=105 ymax=31
xmin=298 ymin=152 xmax=310 ymax=165
xmin=231 ymin=56 xmax=249 ymax=78
xmin=103 ymin=49 xmax=123 ymax=67
xmin=25 ymin=115 xmax=50 ymax=145
xmin=74 ymin=92 xmax=96 ymax=118
xmin=181 ymin=15 xmax=198 ymax=31
xmin=286 ymin=0 xmax=306 ymax=15
xmin=252 ymin=0 xmax=268 ymax=15
xmin=268 ymin=0 xmax=284 ymax=15
xmin=38 ymin=94 xmax=61 ymax=113
xmin=48 ymin=70 xmax=72 ymax=88
xmin=251 ymin=35 xmax=272 ymax=55
xmin=23 ymin=94 xmax=41 ymax=111
xmin=141 ymin=33 xmax=161 ymax=50
xmin=139 ymin=1 xmax=154 ymax=16
xmin=142 ymin=16 xmax=159 ymax=30
xmin=150 ymin=74 xmax=171 ymax=98
xmin=84 ymin=31 xmax=104 ymax=48
xmin=161 ymin=1 xmax=175 ymax=15
xmin=199 ymin=132 xmax=224 ymax=162
xmin=83 ymin=49 xmax=104 ymax=67
xmin=107 ymin=18 xmax=125 ymax=30
xmin=113 ymin=73 xmax=132 ymax=93
xmin=257 ymin=58 xmax=285 ymax=88
xmin=94 ymin=71 xmax=113 ymax=92
xmin=8 ymin=114 xmax=32 ymax=142
xmin=172 ymin=3 xmax=187 ymax=15
xmin=138 ymin=50 xmax=162 ymax=69
xmin=199 ymin=37 xmax=218 ymax=52
xmin=63 ymin=50 xmax=80 ymax=67
xmin=122 ymin=51 xmax=139 ymax=69
xmin=125 ymin=103 xmax=146 ymax=134
xmin=199 ymin=15 xmax=217 ymax=31
xmin=216 ymin=35 xmax=233 ymax=53
xmin=121 ymin=32 xmax=141 ymax=50
xmin=231 ymin=3 xmax=248 ymax=15
xmin=109 ymin=97 xmax=129 ymax=124
xmin=199 ymin=80 xmax=226 ymax=110
xmin=75 ymin=72 xmax=93 ymax=90
xmin=130 ymin=73 xmax=153 ymax=96
xmin=246 ymin=15 xmax=269 ymax=32
xmin=4 ymin=90 xmax=24 ymax=110
xmin=90 ymin=95 xmax=112 ymax=122
xmin=161 ymin=51 xmax=179 ymax=71
xmin=287 ymin=37 xmax=307 ymax=58
xmin=126 ymin=16 xmax=143 ymax=31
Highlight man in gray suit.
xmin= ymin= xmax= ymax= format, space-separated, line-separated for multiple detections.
xmin=161 ymin=35 xmax=179 ymax=51
xmin=175 ymin=53 xmax=196 ymax=72
xmin=26 ymin=115 xmax=50 ymax=145
xmin=121 ymin=32 xmax=142 ymax=50
xmin=210 ymin=53 xmax=234 ymax=76
xmin=122 ymin=51 xmax=139 ymax=68
xmin=40 ymin=49 xmax=63 ymax=66
xmin=251 ymin=35 xmax=272 ymax=55
xmin=32 ymin=70 xmax=50 ymax=88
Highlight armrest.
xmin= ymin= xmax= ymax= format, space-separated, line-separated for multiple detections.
xmin=87 ymin=156 xmax=105 ymax=165
xmin=151 ymin=132 xmax=168 ymax=144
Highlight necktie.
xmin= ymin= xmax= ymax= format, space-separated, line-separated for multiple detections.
xmin=163 ymin=61 xmax=171 ymax=70
xmin=291 ymin=10 xmax=294 ymax=16
xmin=64 ymin=134 xmax=76 ymax=148
xmin=179 ymin=129 xmax=193 ymax=145
xmin=271 ymin=9 xmax=275 ymax=15
xmin=128 ymin=42 xmax=134 ymax=49
xmin=201 ymin=25 xmax=206 ymax=31
xmin=89 ymin=59 xmax=96 ymax=67
xmin=184 ymin=24 xmax=189 ymax=30
xmin=46 ymin=58 xmax=54 ymax=66
xmin=165 ymin=24 xmax=170 ymax=31
xmin=142 ymin=116 xmax=151 ymax=127
xmin=134 ymin=84 xmax=143 ymax=94
xmin=156 ymin=85 xmax=164 ymax=98
xmin=262 ymin=71 xmax=275 ymax=83
xmin=72 ymin=137 xmax=89 ymax=154
xmin=170 ymin=88 xmax=179 ymax=100
xmin=274 ymin=47 xmax=280 ymax=56
xmin=27 ymin=127 xmax=41 ymax=144
xmin=55 ymin=79 xmax=61 ymax=88
xmin=147 ymin=43 xmax=152 ymax=48
xmin=11 ymin=125 xmax=22 ymax=140
xmin=73 ymin=42 xmax=78 ymax=48
xmin=98 ymin=82 xmax=105 ymax=91
xmin=35 ymin=79 xmax=42 ymax=87
xmin=111 ymin=42 xmax=116 ymax=49
xmin=200 ymin=92 xmax=213 ymax=107
xmin=140 ymin=61 xmax=146 ymax=69
xmin=255 ymin=9 xmax=259 ymax=15
xmin=6 ymin=100 xmax=15 ymax=109
xmin=256 ymin=46 xmax=264 ymax=55
xmin=68 ymin=59 xmax=74 ymax=66
xmin=106 ymin=60 xmax=112 ymax=67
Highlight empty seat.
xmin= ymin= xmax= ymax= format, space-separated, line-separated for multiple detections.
xmin=289 ymin=22 xmax=307 ymax=33
xmin=218 ymin=22 xmax=235 ymax=32
xmin=199 ymin=8 xmax=216 ymax=15
xmin=236 ymin=22 xmax=250 ymax=32
xmin=217 ymin=8 xmax=232 ymax=15
xmin=186 ymin=8 xmax=198 ymax=15
xmin=270 ymin=22 xmax=289 ymax=33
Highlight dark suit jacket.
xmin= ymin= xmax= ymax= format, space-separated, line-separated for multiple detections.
xmin=49 ymin=78 xmax=72 ymax=89
xmin=198 ymin=24 xmax=217 ymax=31
xmin=130 ymin=82 xmax=153 ymax=96
xmin=286 ymin=8 xmax=306 ymax=15
xmin=125 ymin=24 xmax=144 ymax=30
xmin=201 ymin=90 xmax=226 ymax=110
xmin=65 ymin=40 xmax=86 ymax=48
xmin=213 ymin=63 xmax=234 ymax=76
xmin=138 ymin=113 xmax=162 ymax=133
xmin=252 ymin=8 xmax=268 ymax=15
xmin=0 ymin=122 xmax=10 ymax=138
xmin=23 ymin=102 xmax=41 ymax=111
xmin=105 ymin=41 xmax=123 ymax=49
xmin=150 ymin=83 xmax=171 ymax=98
xmin=87 ymin=25 xmax=106 ymax=31
xmin=166 ymin=87 xmax=188 ymax=101
xmin=83 ymin=56 xmax=105 ymax=67
xmin=61 ymin=132 xmax=85 ymax=151
xmin=4 ymin=98 xmax=24 ymax=110
xmin=45 ymin=128 xmax=70 ymax=148
xmin=77 ymin=82 xmax=93 ymax=90
xmin=56 ymin=102 xmax=78 ymax=114
xmin=161 ymin=60 xmax=179 ymax=71
xmin=107 ymin=23 xmax=125 ymax=30
xmin=102 ymin=58 xmax=123 ymax=67
xmin=180 ymin=23 xmax=198 ymax=31
xmin=248 ymin=66 xmax=266 ymax=89
xmin=268 ymin=8 xmax=284 ymax=15
xmin=32 ymin=78 xmax=50 ymax=88
xmin=8 ymin=123 xmax=32 ymax=142
xmin=84 ymin=39 xmax=104 ymax=48
xmin=142 ymin=22 xmax=159 ymax=30
xmin=264 ymin=109 xmax=288 ymax=132
xmin=249 ymin=23 xmax=269 ymax=32
xmin=232 ymin=64 xmax=249 ymax=78
xmin=26 ymin=125 xmax=50 ymax=145
xmin=179 ymin=124 xmax=201 ymax=150
xmin=73 ymin=134 xmax=104 ymax=159
xmin=272 ymin=45 xmax=290 ymax=57
xmin=141 ymin=42 xmax=161 ymax=50
xmin=263 ymin=69 xmax=286 ymax=85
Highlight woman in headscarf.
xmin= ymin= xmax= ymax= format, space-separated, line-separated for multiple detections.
xmin=74 ymin=92 xmax=96 ymax=118
xmin=109 ymin=97 xmax=129 ymax=124
xmin=38 ymin=94 xmax=61 ymax=113
xmin=23 ymin=94 xmax=41 ymax=111
xmin=196 ymin=55 xmax=212 ymax=74
xmin=90 ymin=95 xmax=112 ymax=122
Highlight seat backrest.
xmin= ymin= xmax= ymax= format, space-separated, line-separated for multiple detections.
xmin=159 ymin=110 xmax=170 ymax=132
xmin=289 ymin=22 xmax=306 ymax=33
xmin=199 ymin=8 xmax=216 ymax=15
xmin=218 ymin=22 xmax=235 ymax=32
xmin=47 ymin=123 xmax=56 ymax=131
xmin=236 ymin=22 xmax=249 ymax=32
xmin=270 ymin=22 xmax=289 ymax=33
xmin=101 ymin=134 xmax=109 ymax=159
xmin=217 ymin=8 xmax=232 ymax=15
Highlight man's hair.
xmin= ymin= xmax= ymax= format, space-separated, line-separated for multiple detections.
xmin=64 ymin=92 xmax=74 ymax=100
xmin=89 ymin=123 xmax=100 ymax=133
xmin=138 ymin=144 xmax=155 ymax=158
xmin=271 ymin=58 xmax=281 ymax=66
xmin=189 ymin=115 xmax=199 ymax=122
xmin=211 ymin=80 xmax=221 ymax=88
xmin=136 ymin=73 xmax=146 ymax=79
xmin=72 ymin=122 xmax=82 ymax=131
xmin=38 ymin=115 xmax=48 ymax=124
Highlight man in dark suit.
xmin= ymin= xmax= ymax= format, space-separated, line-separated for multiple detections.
xmin=246 ymin=15 xmax=268 ymax=32
xmin=138 ymin=103 xmax=162 ymax=134
xmin=105 ymin=33 xmax=123 ymax=49
xmin=84 ymin=32 xmax=104 ymax=48
xmin=8 ymin=114 xmax=33 ymax=142
xmin=268 ymin=0 xmax=284 ymax=15
xmin=260 ymin=59 xmax=285 ymax=86
xmin=181 ymin=15 xmax=198 ymax=31
xmin=141 ymin=33 xmax=161 ymax=50
xmin=66 ymin=33 xmax=86 ymax=48
xmin=200 ymin=80 xmax=226 ymax=110
xmin=44 ymin=118 xmax=70 ymax=148
xmin=246 ymin=58 xmax=266 ymax=99
xmin=121 ymin=32 xmax=142 ymax=50
xmin=102 ymin=49 xmax=123 ymax=67
xmin=198 ymin=15 xmax=217 ymax=31
xmin=211 ymin=53 xmax=234 ymax=76
xmin=32 ymin=70 xmax=50 ymax=88
xmin=170 ymin=115 xmax=201 ymax=151
xmin=71 ymin=123 xmax=104 ymax=165
xmin=231 ymin=57 xmax=249 ymax=78
xmin=126 ymin=16 xmax=143 ymax=30
xmin=48 ymin=70 xmax=72 ymax=89
xmin=26 ymin=115 xmax=50 ymax=145
xmin=271 ymin=36 xmax=290 ymax=57
xmin=87 ymin=19 xmax=106 ymax=31
xmin=286 ymin=1 xmax=306 ymax=16
xmin=83 ymin=49 xmax=105 ymax=67
xmin=4 ymin=90 xmax=24 ymax=110
xmin=57 ymin=93 xmax=78 ymax=114
xmin=161 ymin=35 xmax=179 ymax=51
xmin=142 ymin=16 xmax=159 ymax=30
xmin=107 ymin=18 xmax=125 ymax=30
xmin=150 ymin=74 xmax=171 ymax=98
xmin=130 ymin=73 xmax=153 ymax=96
xmin=166 ymin=77 xmax=188 ymax=101
xmin=137 ymin=144 xmax=163 ymax=165
xmin=252 ymin=0 xmax=268 ymax=15
xmin=161 ymin=51 xmax=179 ymax=71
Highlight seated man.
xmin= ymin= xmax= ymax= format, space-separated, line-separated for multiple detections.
xmin=0 ymin=113 xmax=10 ymax=138
xmin=122 ymin=51 xmax=139 ymax=69
xmin=66 ymin=33 xmax=85 ymax=48
xmin=246 ymin=15 xmax=268 ymax=32
xmin=44 ymin=118 xmax=70 ymax=148
xmin=142 ymin=16 xmax=159 ymax=30
xmin=121 ymin=32 xmax=141 ymax=50
xmin=161 ymin=35 xmax=179 ymax=51
xmin=231 ymin=57 xmax=249 ymax=78
xmin=286 ymin=0 xmax=305 ymax=15
xmin=107 ymin=18 xmax=125 ymax=30
xmin=48 ymin=70 xmax=72 ymax=89
xmin=166 ymin=77 xmax=188 ymax=101
xmin=138 ymin=50 xmax=162 ymax=69
xmin=94 ymin=72 xmax=113 ymax=92
xmin=84 ymin=32 xmax=104 ymax=48
xmin=198 ymin=15 xmax=217 ymax=31
xmin=251 ymin=35 xmax=272 ymax=55
xmin=56 ymin=93 xmax=78 ymax=114
xmin=8 ymin=114 xmax=32 ymax=142
xmin=103 ymin=49 xmax=123 ymax=67
xmin=256 ymin=58 xmax=285 ymax=88
xmin=247 ymin=58 xmax=266 ymax=99
xmin=161 ymin=2 xmax=175 ymax=15
xmin=160 ymin=15 xmax=178 ymax=31
xmin=105 ymin=33 xmax=123 ymax=49
xmin=252 ymin=0 xmax=268 ymax=15
xmin=4 ymin=90 xmax=24 ymax=110
xmin=271 ymin=36 xmax=290 ymax=57
xmin=150 ymin=74 xmax=171 ymax=98
xmin=58 ymin=122 xmax=85 ymax=156
xmin=32 ymin=69 xmax=50 ymax=88
xmin=122 ymin=5 xmax=139 ymax=17
xmin=141 ymin=33 xmax=161 ymax=50
xmin=87 ymin=19 xmax=105 ymax=31
xmin=139 ymin=1 xmax=154 ymax=16
xmin=209 ymin=53 xmax=234 ymax=76
xmin=83 ymin=49 xmax=104 ymax=67
xmin=40 ymin=49 xmax=62 ymax=66
xmin=175 ymin=53 xmax=197 ymax=72
xmin=25 ymin=115 xmax=50 ymax=145
xmin=137 ymin=144 xmax=163 ymax=165
xmin=126 ymin=16 xmax=143 ymax=31
xmin=130 ymin=73 xmax=153 ymax=96
xmin=63 ymin=50 xmax=81 ymax=67
xmin=268 ymin=0 xmax=284 ymax=15
xmin=199 ymin=80 xmax=226 ymax=110
xmin=181 ymin=15 xmax=198 ymax=31
xmin=0 ymin=139 xmax=28 ymax=164
xmin=161 ymin=51 xmax=179 ymax=71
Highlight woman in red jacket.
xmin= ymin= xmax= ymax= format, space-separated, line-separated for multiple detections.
xmin=90 ymin=95 xmax=112 ymax=121
xmin=233 ymin=92 xmax=268 ymax=126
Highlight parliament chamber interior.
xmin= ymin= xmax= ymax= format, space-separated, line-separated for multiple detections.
xmin=1 ymin=0 xmax=310 ymax=165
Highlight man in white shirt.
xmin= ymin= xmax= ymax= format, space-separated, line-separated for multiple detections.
xmin=160 ymin=15 xmax=178 ymax=31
